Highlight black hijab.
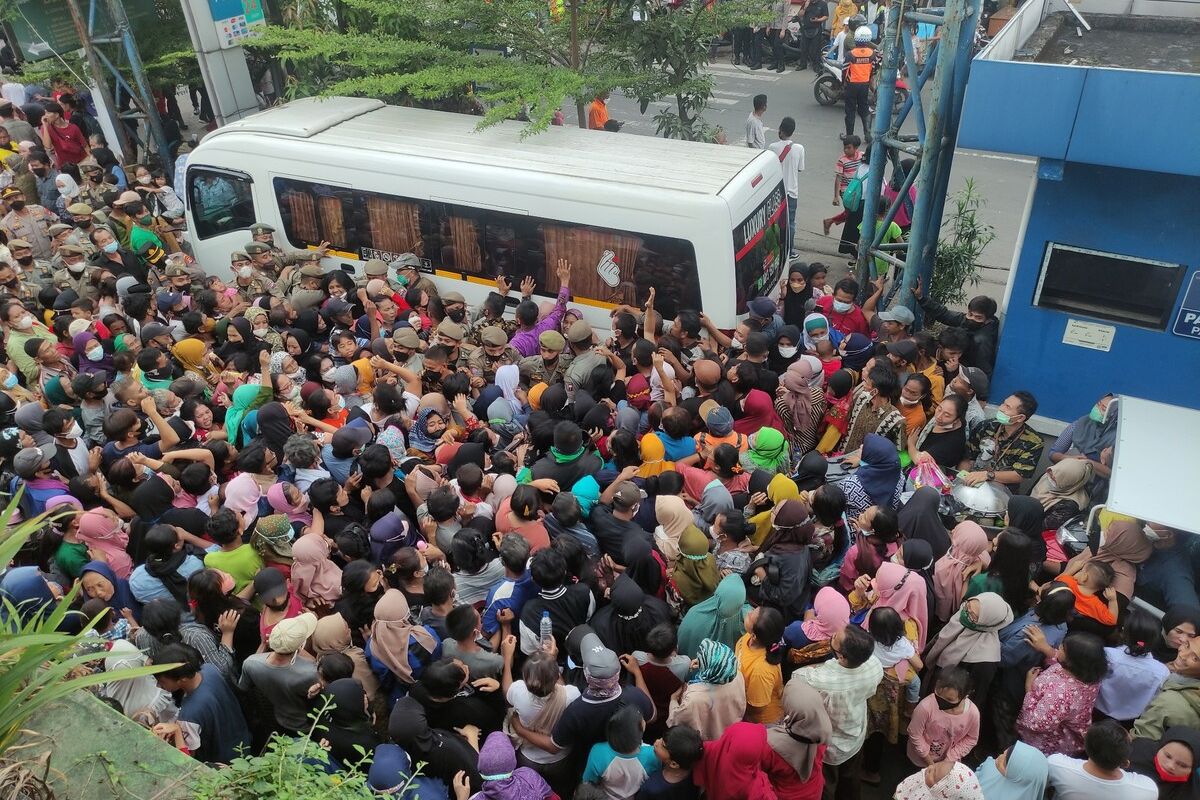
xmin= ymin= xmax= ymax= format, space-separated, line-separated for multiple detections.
xmin=793 ymin=451 xmax=828 ymax=492
xmin=621 ymin=536 xmax=662 ymax=597
xmin=319 ymin=678 xmax=380 ymax=770
xmin=1006 ymin=495 xmax=1047 ymax=564
xmin=1156 ymin=606 xmax=1200 ymax=664
xmin=782 ymin=264 xmax=813 ymax=328
xmin=1128 ymin=726 xmax=1200 ymax=800
xmin=255 ymin=402 xmax=296 ymax=460
xmin=286 ymin=328 xmax=313 ymax=356
xmin=293 ymin=310 xmax=322 ymax=339
xmin=590 ymin=574 xmax=672 ymax=656
xmin=131 ymin=474 xmax=176 ymax=522
xmin=897 ymin=486 xmax=951 ymax=561
xmin=218 ymin=316 xmax=265 ymax=360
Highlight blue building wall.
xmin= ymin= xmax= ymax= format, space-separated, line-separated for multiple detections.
xmin=991 ymin=162 xmax=1200 ymax=422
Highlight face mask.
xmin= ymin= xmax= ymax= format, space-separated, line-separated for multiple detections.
xmin=321 ymin=368 xmax=337 ymax=383
xmin=963 ymin=318 xmax=984 ymax=331
xmin=137 ymin=176 xmax=152 ymax=185
xmin=408 ymin=314 xmax=422 ymax=329
xmin=30 ymin=168 xmax=46 ymax=177
xmin=15 ymin=255 xmax=33 ymax=266
xmin=64 ymin=422 xmax=83 ymax=439
xmin=66 ymin=261 xmax=85 ymax=274
xmin=423 ymin=369 xmax=441 ymax=383
xmin=238 ymin=266 xmax=254 ymax=279
xmin=1155 ymin=753 xmax=1190 ymax=783
xmin=934 ymin=695 xmax=959 ymax=711
xmin=832 ymin=299 xmax=853 ymax=314
xmin=331 ymin=394 xmax=345 ymax=413
xmin=286 ymin=386 xmax=301 ymax=402
xmin=57 ymin=185 xmax=73 ymax=197
xmin=89 ymin=174 xmax=102 ymax=182
xmin=9 ymin=200 xmax=25 ymax=211
xmin=447 ymin=308 xmax=466 ymax=323
xmin=75 ymin=219 xmax=92 ymax=229
xmin=729 ymin=337 xmax=744 ymax=350
xmin=252 ymin=328 xmax=268 ymax=339
xmin=102 ymin=241 xmax=119 ymax=254
xmin=810 ymin=334 xmax=828 ymax=344
xmin=16 ymin=315 xmax=33 ymax=331
xmin=994 ymin=410 xmax=1014 ymax=425
xmin=777 ymin=345 xmax=797 ymax=358
xmin=3 ymin=373 xmax=17 ymax=389
xmin=1088 ymin=404 xmax=1107 ymax=424
xmin=85 ymin=347 xmax=104 ymax=362
xmin=900 ymin=396 xmax=920 ymax=406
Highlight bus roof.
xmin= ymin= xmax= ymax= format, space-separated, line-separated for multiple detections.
xmin=206 ymin=97 xmax=769 ymax=196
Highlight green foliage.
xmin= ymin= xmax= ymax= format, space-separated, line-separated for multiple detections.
xmin=0 ymin=491 xmax=170 ymax=757
xmin=932 ymin=178 xmax=994 ymax=307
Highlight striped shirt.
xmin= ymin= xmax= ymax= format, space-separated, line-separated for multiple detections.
xmin=836 ymin=151 xmax=863 ymax=191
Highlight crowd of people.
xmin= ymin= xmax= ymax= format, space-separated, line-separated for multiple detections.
xmin=1 ymin=57 xmax=1199 ymax=800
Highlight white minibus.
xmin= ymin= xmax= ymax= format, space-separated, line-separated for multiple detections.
xmin=185 ymin=97 xmax=787 ymax=330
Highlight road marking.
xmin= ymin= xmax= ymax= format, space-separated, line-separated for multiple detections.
xmin=707 ymin=97 xmax=739 ymax=105
xmin=703 ymin=63 xmax=782 ymax=82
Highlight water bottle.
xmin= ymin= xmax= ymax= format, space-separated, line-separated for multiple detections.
xmin=539 ymin=611 xmax=554 ymax=652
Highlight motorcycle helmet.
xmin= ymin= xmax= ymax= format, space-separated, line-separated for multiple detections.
xmin=854 ymin=26 xmax=873 ymax=43
xmin=848 ymin=13 xmax=867 ymax=29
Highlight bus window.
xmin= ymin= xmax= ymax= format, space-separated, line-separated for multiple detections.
xmin=275 ymin=178 xmax=356 ymax=253
xmin=732 ymin=181 xmax=786 ymax=314
xmin=365 ymin=195 xmax=421 ymax=257
xmin=188 ymin=168 xmax=255 ymax=240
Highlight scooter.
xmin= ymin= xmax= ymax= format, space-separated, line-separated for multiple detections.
xmin=813 ymin=44 xmax=911 ymax=112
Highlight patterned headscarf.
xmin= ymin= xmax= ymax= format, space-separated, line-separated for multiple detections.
xmin=691 ymin=638 xmax=739 ymax=685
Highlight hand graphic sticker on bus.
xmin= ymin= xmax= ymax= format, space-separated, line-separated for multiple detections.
xmin=596 ymin=250 xmax=621 ymax=288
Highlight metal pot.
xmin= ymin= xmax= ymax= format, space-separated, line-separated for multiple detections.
xmin=951 ymin=480 xmax=1013 ymax=516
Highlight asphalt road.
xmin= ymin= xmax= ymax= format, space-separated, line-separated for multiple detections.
xmin=604 ymin=53 xmax=1037 ymax=304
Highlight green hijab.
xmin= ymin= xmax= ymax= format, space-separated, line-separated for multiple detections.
xmin=224 ymin=383 xmax=270 ymax=448
xmin=677 ymin=574 xmax=750 ymax=658
xmin=745 ymin=426 xmax=789 ymax=472
xmin=673 ymin=525 xmax=721 ymax=607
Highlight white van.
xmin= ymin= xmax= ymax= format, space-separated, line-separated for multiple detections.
xmin=184 ymin=97 xmax=787 ymax=330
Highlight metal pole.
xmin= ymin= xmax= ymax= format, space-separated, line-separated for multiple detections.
xmin=855 ymin=2 xmax=904 ymax=291
xmin=899 ymin=0 xmax=973 ymax=318
xmin=64 ymin=0 xmax=134 ymax=159
xmin=102 ymin=0 xmax=175 ymax=183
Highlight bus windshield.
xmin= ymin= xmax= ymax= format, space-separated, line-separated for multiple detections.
xmin=732 ymin=181 xmax=787 ymax=315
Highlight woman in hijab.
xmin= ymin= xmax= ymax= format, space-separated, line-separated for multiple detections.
xmin=172 ymin=338 xmax=218 ymax=386
xmin=694 ymin=721 xmax=777 ymax=800
xmin=678 ymin=573 xmax=752 ymax=657
xmin=733 ymin=387 xmax=785 ymax=436
xmin=591 ymin=574 xmax=672 ymax=656
xmin=407 ymin=407 xmax=446 ymax=457
xmin=1064 ymin=519 xmax=1154 ymax=601
xmin=291 ymin=533 xmax=343 ymax=609
xmin=748 ymin=473 xmax=801 ymax=546
xmin=654 ymin=494 xmax=692 ymax=567
xmin=740 ymin=426 xmax=791 ymax=476
xmin=769 ymin=324 xmax=804 ymax=374
xmin=932 ymin=521 xmax=991 ymax=623
xmin=73 ymin=331 xmax=114 ymax=380
xmin=253 ymin=402 xmax=295 ymax=461
xmin=1005 ymin=495 xmax=1048 ymax=571
xmin=637 ymin=432 xmax=674 ymax=478
xmin=1156 ymin=606 xmax=1200 ymax=664
xmin=840 ymin=433 xmax=903 ymax=517
xmin=925 ymin=592 xmax=1014 ymax=707
xmin=776 ymin=356 xmax=827 ymax=462
xmin=784 ymin=585 xmax=850 ymax=666
xmin=621 ymin=536 xmax=666 ymax=599
xmin=899 ymin=538 xmax=937 ymax=618
xmin=667 ymin=638 xmax=746 ymax=741
xmin=367 ymin=743 xmax=452 ymax=798
xmin=975 ymin=741 xmax=1049 ymax=800
xmin=365 ymin=588 xmax=441 ymax=704
xmin=1128 ymin=726 xmax=1200 ymax=800
xmin=0 ymin=567 xmax=75 ymax=629
xmin=792 ymin=451 xmax=828 ymax=492
xmin=80 ymin=560 xmax=140 ymax=621
xmin=781 ymin=264 xmax=814 ymax=328
xmin=223 ymin=382 xmax=271 ymax=448
xmin=312 ymin=613 xmax=380 ymax=697
xmin=216 ymin=316 xmax=265 ymax=362
xmin=1030 ymin=457 xmax=1094 ymax=534
xmin=893 ymin=761 xmax=984 ymax=800
xmin=898 ymin=486 xmax=951 ymax=562
xmin=15 ymin=403 xmax=54 ymax=448
xmin=752 ymin=498 xmax=815 ymax=622
xmin=689 ymin=475 xmax=735 ymax=536
xmin=673 ymin=525 xmax=721 ymax=608
xmin=267 ymin=482 xmax=312 ymax=529
xmin=223 ymin=472 xmax=262 ymax=529
xmin=1056 ymin=393 xmax=1118 ymax=478
xmin=77 ymin=508 xmax=134 ymax=579
xmin=764 ymin=679 xmax=832 ymax=799
xmin=839 ymin=332 xmax=874 ymax=375
xmin=317 ymin=678 xmax=379 ymax=771
xmin=801 ymin=312 xmax=844 ymax=353
xmin=861 ymin=560 xmax=931 ymax=653
xmin=334 ymin=561 xmax=386 ymax=644
xmin=472 ymin=731 xmax=553 ymax=800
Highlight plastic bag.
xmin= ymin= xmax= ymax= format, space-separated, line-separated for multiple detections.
xmin=909 ymin=460 xmax=953 ymax=494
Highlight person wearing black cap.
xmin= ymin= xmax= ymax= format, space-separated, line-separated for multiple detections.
xmin=589 ymin=480 xmax=652 ymax=562
xmin=746 ymin=295 xmax=784 ymax=342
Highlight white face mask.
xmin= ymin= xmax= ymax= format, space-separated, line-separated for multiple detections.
xmin=777 ymin=345 xmax=798 ymax=358
xmin=832 ymin=299 xmax=853 ymax=314
xmin=66 ymin=261 xmax=86 ymax=274
xmin=16 ymin=315 xmax=33 ymax=331
xmin=238 ymin=266 xmax=254 ymax=280
xmin=900 ymin=396 xmax=920 ymax=406
xmin=252 ymin=328 xmax=268 ymax=339
xmin=810 ymin=334 xmax=828 ymax=344
xmin=65 ymin=422 xmax=83 ymax=439
xmin=729 ymin=337 xmax=744 ymax=350
xmin=137 ymin=176 xmax=152 ymax=185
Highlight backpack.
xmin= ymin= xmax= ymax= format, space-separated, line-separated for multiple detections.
xmin=842 ymin=174 xmax=865 ymax=212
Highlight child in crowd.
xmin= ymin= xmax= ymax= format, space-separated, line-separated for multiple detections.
xmin=417 ymin=566 xmax=456 ymax=640
xmin=868 ymin=606 xmax=922 ymax=703
xmin=81 ymin=598 xmax=133 ymax=642
xmin=1095 ymin=608 xmax=1170 ymax=724
xmin=907 ymin=667 xmax=980 ymax=767
xmin=639 ymin=725 xmax=703 ymax=800
xmin=1017 ymin=632 xmax=1109 ymax=757
xmin=632 ymin=623 xmax=690 ymax=742
xmin=582 ymin=705 xmax=661 ymax=799
xmin=1057 ymin=560 xmax=1119 ymax=635
xmin=815 ymin=338 xmax=842 ymax=383
xmin=816 ymin=370 xmax=856 ymax=454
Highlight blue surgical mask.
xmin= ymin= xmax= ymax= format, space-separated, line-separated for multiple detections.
xmin=102 ymin=241 xmax=119 ymax=254
xmin=3 ymin=373 xmax=17 ymax=389
xmin=85 ymin=347 xmax=104 ymax=362
xmin=832 ymin=300 xmax=853 ymax=314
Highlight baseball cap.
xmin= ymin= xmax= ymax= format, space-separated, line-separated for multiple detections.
xmin=959 ymin=366 xmax=989 ymax=401
xmin=611 ymin=480 xmax=643 ymax=510
xmin=389 ymin=253 xmax=421 ymax=270
xmin=877 ymin=305 xmax=916 ymax=326
xmin=156 ymin=291 xmax=183 ymax=309
xmin=139 ymin=322 xmax=171 ymax=344
xmin=67 ymin=319 xmax=92 ymax=338
xmin=331 ymin=425 xmax=373 ymax=458
xmin=324 ymin=298 xmax=352 ymax=316
xmin=480 ymin=326 xmax=508 ymax=347
xmin=268 ymin=612 xmax=318 ymax=654
xmin=252 ymin=567 xmax=289 ymax=602
xmin=14 ymin=447 xmax=49 ymax=479
xmin=392 ymin=327 xmax=421 ymax=349
xmin=539 ymin=330 xmax=565 ymax=351
xmin=747 ymin=296 xmax=777 ymax=320
xmin=578 ymin=632 xmax=620 ymax=679
xmin=698 ymin=398 xmax=720 ymax=422
xmin=566 ymin=319 xmax=593 ymax=344
xmin=885 ymin=339 xmax=919 ymax=364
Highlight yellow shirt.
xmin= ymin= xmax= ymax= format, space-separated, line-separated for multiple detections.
xmin=736 ymin=633 xmax=784 ymax=724
xmin=920 ymin=362 xmax=946 ymax=405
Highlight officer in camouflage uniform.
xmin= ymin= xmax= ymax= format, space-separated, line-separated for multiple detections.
xmin=391 ymin=327 xmax=425 ymax=375
xmin=232 ymin=244 xmax=275 ymax=299
xmin=289 ymin=263 xmax=329 ymax=311
xmin=518 ymin=330 xmax=570 ymax=387
xmin=6 ymin=239 xmax=52 ymax=288
xmin=65 ymin=202 xmax=109 ymax=249
xmin=465 ymin=326 xmax=520 ymax=385
xmin=273 ymin=250 xmax=323 ymax=299
xmin=434 ymin=319 xmax=466 ymax=366
xmin=0 ymin=257 xmax=40 ymax=301
xmin=563 ymin=319 xmax=605 ymax=392
xmin=52 ymin=244 xmax=101 ymax=301
xmin=250 ymin=222 xmax=329 ymax=275
xmin=390 ymin=253 xmax=439 ymax=302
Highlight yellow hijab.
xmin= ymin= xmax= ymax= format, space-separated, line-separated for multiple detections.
xmin=637 ymin=433 xmax=675 ymax=478
xmin=749 ymin=473 xmax=802 ymax=546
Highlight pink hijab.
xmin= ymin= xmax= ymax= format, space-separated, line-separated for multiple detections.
xmin=223 ymin=473 xmax=262 ymax=528
xmin=780 ymin=357 xmax=824 ymax=433
xmin=267 ymin=482 xmax=312 ymax=526
xmin=290 ymin=533 xmax=342 ymax=606
xmin=932 ymin=521 xmax=991 ymax=622
xmin=800 ymin=586 xmax=851 ymax=642
xmin=868 ymin=561 xmax=931 ymax=651
xmin=76 ymin=508 xmax=133 ymax=579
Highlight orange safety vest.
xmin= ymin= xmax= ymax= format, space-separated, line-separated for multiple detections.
xmin=847 ymin=46 xmax=874 ymax=84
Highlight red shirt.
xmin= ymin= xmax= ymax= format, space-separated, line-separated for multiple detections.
xmin=815 ymin=294 xmax=871 ymax=337
xmin=45 ymin=121 xmax=88 ymax=167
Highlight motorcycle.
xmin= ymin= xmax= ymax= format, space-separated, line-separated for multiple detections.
xmin=813 ymin=44 xmax=911 ymax=112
